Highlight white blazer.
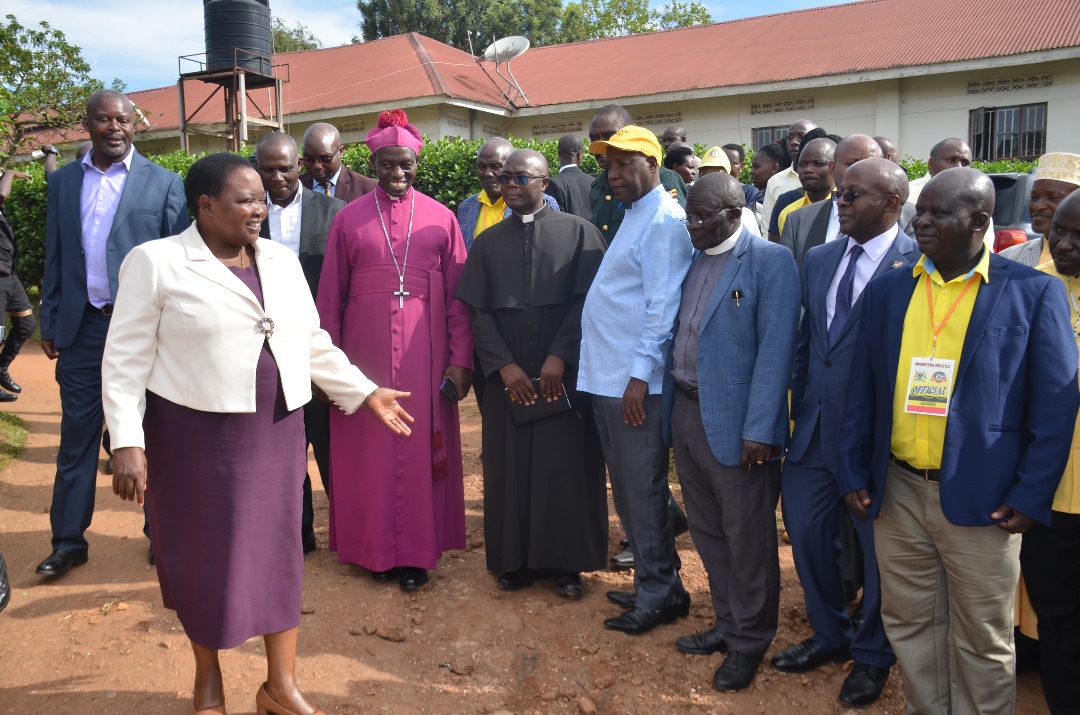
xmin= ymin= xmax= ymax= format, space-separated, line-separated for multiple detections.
xmin=102 ymin=223 xmax=377 ymax=450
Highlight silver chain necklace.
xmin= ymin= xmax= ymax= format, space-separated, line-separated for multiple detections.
xmin=374 ymin=188 xmax=415 ymax=308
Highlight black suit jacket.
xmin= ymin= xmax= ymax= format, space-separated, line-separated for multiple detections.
xmin=300 ymin=166 xmax=376 ymax=204
xmin=546 ymin=165 xmax=595 ymax=220
xmin=261 ymin=186 xmax=345 ymax=299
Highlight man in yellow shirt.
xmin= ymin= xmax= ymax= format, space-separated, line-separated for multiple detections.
xmin=838 ymin=168 xmax=1079 ymax=715
xmin=1021 ymin=188 xmax=1080 ymax=715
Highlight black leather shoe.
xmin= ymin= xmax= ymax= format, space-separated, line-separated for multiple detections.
xmin=35 ymin=549 xmax=88 ymax=577
xmin=712 ymin=651 xmax=762 ymax=691
xmin=497 ymin=568 xmax=538 ymax=591
xmin=610 ymin=545 xmax=634 ymax=569
xmin=553 ymin=572 xmax=583 ymax=599
xmin=604 ymin=605 xmax=677 ymax=634
xmin=399 ymin=567 xmax=429 ymax=591
xmin=371 ymin=568 xmax=400 ymax=583
xmin=0 ymin=368 xmax=21 ymax=393
xmin=0 ymin=390 xmax=16 ymax=402
xmin=606 ymin=590 xmax=691 ymax=617
xmin=676 ymin=629 xmax=728 ymax=655
xmin=672 ymin=504 xmax=689 ymax=537
xmin=0 ymin=551 xmax=10 ymax=613
xmin=147 ymin=543 xmax=155 ymax=566
xmin=838 ymin=663 xmax=890 ymax=707
xmin=770 ymin=638 xmax=851 ymax=673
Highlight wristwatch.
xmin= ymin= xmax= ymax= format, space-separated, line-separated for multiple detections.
xmin=43 ymin=148 xmax=58 ymax=156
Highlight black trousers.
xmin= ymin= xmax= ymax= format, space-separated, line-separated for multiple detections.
xmin=0 ymin=273 xmax=34 ymax=369
xmin=1020 ymin=509 xmax=1080 ymax=715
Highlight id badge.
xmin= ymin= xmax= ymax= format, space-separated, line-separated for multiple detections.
xmin=903 ymin=357 xmax=955 ymax=416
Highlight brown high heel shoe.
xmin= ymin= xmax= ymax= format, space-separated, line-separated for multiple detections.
xmin=255 ymin=682 xmax=324 ymax=715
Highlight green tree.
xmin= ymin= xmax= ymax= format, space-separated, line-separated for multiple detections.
xmin=560 ymin=0 xmax=710 ymax=40
xmin=0 ymin=14 xmax=105 ymax=159
xmin=483 ymin=0 xmax=565 ymax=49
xmin=271 ymin=17 xmax=323 ymax=53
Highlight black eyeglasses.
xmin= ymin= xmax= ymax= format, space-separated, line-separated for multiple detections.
xmin=681 ymin=208 xmax=739 ymax=227
xmin=839 ymin=190 xmax=896 ymax=202
xmin=496 ymin=174 xmax=549 ymax=186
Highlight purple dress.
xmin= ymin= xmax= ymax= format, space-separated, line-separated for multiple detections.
xmin=144 ymin=266 xmax=306 ymax=649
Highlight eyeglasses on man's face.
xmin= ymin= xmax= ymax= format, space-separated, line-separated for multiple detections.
xmin=839 ymin=189 xmax=896 ymax=203
xmin=496 ymin=174 xmax=549 ymax=186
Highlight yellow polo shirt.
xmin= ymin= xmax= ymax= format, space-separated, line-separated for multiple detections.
xmin=891 ymin=251 xmax=990 ymax=469
xmin=1036 ymin=260 xmax=1080 ymax=514
xmin=777 ymin=194 xmax=812 ymax=235
xmin=475 ymin=191 xmax=506 ymax=238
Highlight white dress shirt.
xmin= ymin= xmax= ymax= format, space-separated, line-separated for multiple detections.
xmin=826 ymin=225 xmax=899 ymax=329
xmin=824 ymin=198 xmax=841 ymax=244
xmin=266 ymin=189 xmax=303 ymax=256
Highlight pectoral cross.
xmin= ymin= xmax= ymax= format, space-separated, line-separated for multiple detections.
xmin=394 ymin=277 xmax=410 ymax=308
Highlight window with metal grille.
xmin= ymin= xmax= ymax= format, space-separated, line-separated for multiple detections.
xmin=970 ymin=103 xmax=1046 ymax=161
xmin=751 ymin=125 xmax=787 ymax=150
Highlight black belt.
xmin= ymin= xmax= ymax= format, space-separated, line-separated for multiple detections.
xmin=893 ymin=456 xmax=940 ymax=483
xmin=676 ymin=383 xmax=699 ymax=401
xmin=85 ymin=302 xmax=114 ymax=316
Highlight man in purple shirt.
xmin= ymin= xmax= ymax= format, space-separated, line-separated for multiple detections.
xmin=37 ymin=90 xmax=188 ymax=577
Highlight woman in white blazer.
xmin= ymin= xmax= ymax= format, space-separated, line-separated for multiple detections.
xmin=102 ymin=152 xmax=411 ymax=715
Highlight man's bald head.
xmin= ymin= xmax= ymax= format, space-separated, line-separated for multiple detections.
xmin=797 ymin=137 xmax=837 ymax=199
xmin=837 ymin=158 xmax=909 ymax=241
xmin=685 ymin=172 xmax=744 ymax=250
xmin=834 ymin=134 xmax=884 ymax=190
xmin=501 ymin=149 xmax=550 ymax=215
xmin=661 ymin=125 xmax=687 ymax=151
xmin=301 ymin=122 xmax=344 ymax=183
xmin=785 ymin=118 xmax=818 ymax=163
xmin=255 ymin=131 xmax=301 ymax=204
xmin=477 ymin=137 xmax=514 ymax=201
xmin=915 ymin=167 xmax=994 ymax=274
xmin=557 ymin=134 xmax=583 ymax=167
xmin=874 ymin=136 xmax=900 ymax=163
xmin=927 ymin=138 xmax=973 ymax=176
xmin=589 ymin=105 xmax=633 ymax=169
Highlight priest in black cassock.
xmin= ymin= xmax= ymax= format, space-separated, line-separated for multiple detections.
xmin=456 ymin=149 xmax=608 ymax=599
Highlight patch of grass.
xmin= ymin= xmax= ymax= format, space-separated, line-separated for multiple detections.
xmin=0 ymin=411 xmax=28 ymax=471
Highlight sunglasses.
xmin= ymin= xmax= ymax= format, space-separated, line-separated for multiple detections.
xmin=496 ymin=174 xmax=549 ymax=186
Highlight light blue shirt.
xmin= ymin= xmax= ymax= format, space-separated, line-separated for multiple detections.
xmin=312 ymin=166 xmax=341 ymax=197
xmin=80 ymin=146 xmax=134 ymax=307
xmin=578 ymin=184 xmax=693 ymax=397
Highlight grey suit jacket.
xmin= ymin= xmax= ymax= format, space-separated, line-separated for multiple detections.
xmin=547 ymin=166 xmax=595 ymax=220
xmin=41 ymin=149 xmax=189 ymax=348
xmin=787 ymin=229 xmax=918 ymax=473
xmin=260 ymin=186 xmax=345 ymax=300
xmin=999 ymin=236 xmax=1043 ymax=267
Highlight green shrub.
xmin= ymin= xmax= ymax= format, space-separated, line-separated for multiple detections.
xmin=3 ymin=135 xmax=1037 ymax=294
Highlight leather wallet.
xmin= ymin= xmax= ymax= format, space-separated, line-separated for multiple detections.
xmin=505 ymin=379 xmax=572 ymax=425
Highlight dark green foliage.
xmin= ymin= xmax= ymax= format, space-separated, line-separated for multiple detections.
xmin=4 ymin=162 xmax=46 ymax=290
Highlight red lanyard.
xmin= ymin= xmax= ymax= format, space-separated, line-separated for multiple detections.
xmin=924 ymin=273 xmax=975 ymax=358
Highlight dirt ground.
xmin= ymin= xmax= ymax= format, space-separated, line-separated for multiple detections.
xmin=0 ymin=349 xmax=1051 ymax=714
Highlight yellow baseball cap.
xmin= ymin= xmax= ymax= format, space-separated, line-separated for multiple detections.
xmin=589 ymin=125 xmax=662 ymax=164
xmin=700 ymin=146 xmax=732 ymax=172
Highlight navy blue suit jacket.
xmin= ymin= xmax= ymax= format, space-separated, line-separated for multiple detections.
xmin=663 ymin=228 xmax=801 ymax=466
xmin=42 ymin=150 xmax=188 ymax=348
xmin=837 ymin=252 xmax=1079 ymax=527
xmin=788 ymin=230 xmax=917 ymax=473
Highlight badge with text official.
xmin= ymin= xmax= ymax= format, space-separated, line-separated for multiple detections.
xmin=903 ymin=357 xmax=955 ymax=415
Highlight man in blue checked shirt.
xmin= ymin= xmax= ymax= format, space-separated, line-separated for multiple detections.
xmin=579 ymin=125 xmax=694 ymax=635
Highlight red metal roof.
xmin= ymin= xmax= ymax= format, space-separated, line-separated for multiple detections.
xmin=27 ymin=0 xmax=1080 ymax=148
xmin=512 ymin=0 xmax=1080 ymax=106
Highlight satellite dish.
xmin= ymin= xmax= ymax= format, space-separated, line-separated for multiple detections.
xmin=483 ymin=36 xmax=530 ymax=63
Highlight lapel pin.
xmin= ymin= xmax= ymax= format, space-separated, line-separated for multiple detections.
xmin=892 ymin=261 xmax=904 ymax=268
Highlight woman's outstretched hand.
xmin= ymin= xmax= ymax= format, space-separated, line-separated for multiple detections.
xmin=364 ymin=388 xmax=414 ymax=435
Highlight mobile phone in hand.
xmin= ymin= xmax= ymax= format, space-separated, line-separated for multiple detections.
xmin=439 ymin=377 xmax=461 ymax=402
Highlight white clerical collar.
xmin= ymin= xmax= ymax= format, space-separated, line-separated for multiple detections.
xmin=559 ymin=164 xmax=578 ymax=173
xmin=703 ymin=225 xmax=742 ymax=255
xmin=519 ymin=204 xmax=548 ymax=223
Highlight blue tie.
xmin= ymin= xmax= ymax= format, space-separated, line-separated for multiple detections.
xmin=828 ymin=243 xmax=863 ymax=347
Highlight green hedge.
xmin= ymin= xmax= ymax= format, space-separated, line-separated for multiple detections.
xmin=1 ymin=135 xmax=1038 ymax=293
